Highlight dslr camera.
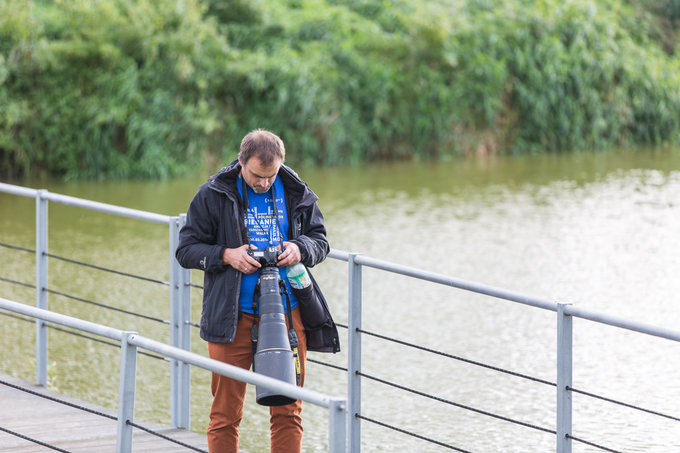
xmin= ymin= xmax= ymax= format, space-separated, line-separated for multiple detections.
xmin=248 ymin=246 xmax=281 ymax=267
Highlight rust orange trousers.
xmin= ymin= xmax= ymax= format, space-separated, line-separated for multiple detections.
xmin=207 ymin=306 xmax=307 ymax=453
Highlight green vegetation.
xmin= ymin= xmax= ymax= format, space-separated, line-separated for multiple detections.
xmin=1 ymin=0 xmax=679 ymax=179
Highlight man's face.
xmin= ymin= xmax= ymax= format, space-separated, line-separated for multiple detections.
xmin=240 ymin=156 xmax=281 ymax=194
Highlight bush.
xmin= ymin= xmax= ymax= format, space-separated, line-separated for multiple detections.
xmin=1 ymin=0 xmax=227 ymax=179
xmin=1 ymin=0 xmax=679 ymax=179
xmin=457 ymin=0 xmax=680 ymax=153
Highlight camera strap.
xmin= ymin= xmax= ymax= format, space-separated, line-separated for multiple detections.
xmin=240 ymin=175 xmax=285 ymax=250
xmin=281 ymin=281 xmax=301 ymax=386
xmin=250 ymin=282 xmax=260 ymax=370
xmin=240 ymin=176 xmax=251 ymax=244
xmin=251 ymin=282 xmax=260 ymax=314
xmin=270 ymin=182 xmax=284 ymax=249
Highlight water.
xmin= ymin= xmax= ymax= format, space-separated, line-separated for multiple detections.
xmin=1 ymin=147 xmax=679 ymax=452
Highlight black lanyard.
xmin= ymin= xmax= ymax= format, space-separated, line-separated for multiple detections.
xmin=240 ymin=176 xmax=284 ymax=248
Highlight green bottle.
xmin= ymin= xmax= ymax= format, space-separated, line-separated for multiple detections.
xmin=286 ymin=263 xmax=311 ymax=289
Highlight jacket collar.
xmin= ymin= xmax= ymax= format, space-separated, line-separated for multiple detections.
xmin=208 ymin=159 xmax=319 ymax=207
xmin=208 ymin=160 xmax=240 ymax=196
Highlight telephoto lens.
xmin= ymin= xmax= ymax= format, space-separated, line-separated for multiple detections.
xmin=253 ymin=265 xmax=297 ymax=406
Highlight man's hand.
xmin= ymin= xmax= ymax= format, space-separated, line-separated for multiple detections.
xmin=277 ymin=241 xmax=301 ymax=267
xmin=223 ymin=244 xmax=261 ymax=274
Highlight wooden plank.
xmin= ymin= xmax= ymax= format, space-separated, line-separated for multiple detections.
xmin=0 ymin=373 xmax=209 ymax=453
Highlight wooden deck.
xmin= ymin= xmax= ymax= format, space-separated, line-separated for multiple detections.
xmin=0 ymin=373 xmax=209 ymax=453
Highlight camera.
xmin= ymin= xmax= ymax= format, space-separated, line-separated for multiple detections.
xmin=249 ymin=245 xmax=298 ymax=406
xmin=248 ymin=245 xmax=281 ymax=267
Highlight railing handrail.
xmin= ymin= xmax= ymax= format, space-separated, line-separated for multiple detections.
xmin=330 ymin=249 xmax=680 ymax=343
xmin=0 ymin=182 xmax=38 ymax=198
xmin=0 ymin=296 xmax=345 ymax=410
xmin=0 ymin=182 xmax=170 ymax=224
xmin=0 ymin=296 xmax=125 ymax=341
xmin=563 ymin=304 xmax=680 ymax=342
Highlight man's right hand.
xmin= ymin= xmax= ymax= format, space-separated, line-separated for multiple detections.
xmin=223 ymin=244 xmax=261 ymax=274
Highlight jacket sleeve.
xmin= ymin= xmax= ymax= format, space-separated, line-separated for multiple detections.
xmin=175 ymin=186 xmax=228 ymax=273
xmin=292 ymin=201 xmax=330 ymax=268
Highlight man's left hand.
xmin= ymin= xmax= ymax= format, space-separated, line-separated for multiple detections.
xmin=277 ymin=241 xmax=301 ymax=267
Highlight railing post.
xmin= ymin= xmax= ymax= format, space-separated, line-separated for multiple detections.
xmin=35 ymin=189 xmax=49 ymax=387
xmin=169 ymin=215 xmax=191 ymax=428
xmin=117 ymin=331 xmax=138 ymax=453
xmin=557 ymin=303 xmax=573 ymax=453
xmin=328 ymin=398 xmax=348 ymax=453
xmin=347 ymin=253 xmax=362 ymax=453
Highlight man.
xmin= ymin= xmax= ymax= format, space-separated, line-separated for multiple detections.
xmin=176 ymin=129 xmax=339 ymax=453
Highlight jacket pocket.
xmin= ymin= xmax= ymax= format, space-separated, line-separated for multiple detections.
xmin=305 ymin=322 xmax=340 ymax=352
xmin=290 ymin=285 xmax=327 ymax=329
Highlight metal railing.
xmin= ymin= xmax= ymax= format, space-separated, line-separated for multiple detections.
xmin=0 ymin=182 xmax=193 ymax=428
xmin=0 ymin=296 xmax=347 ymax=453
xmin=2 ymin=182 xmax=680 ymax=453
xmin=329 ymin=251 xmax=680 ymax=453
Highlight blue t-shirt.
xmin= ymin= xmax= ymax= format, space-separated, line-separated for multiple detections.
xmin=237 ymin=175 xmax=299 ymax=314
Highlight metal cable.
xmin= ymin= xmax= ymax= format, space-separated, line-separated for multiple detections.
xmin=357 ymin=327 xmax=556 ymax=387
xmin=567 ymin=434 xmax=622 ymax=453
xmin=1 ymin=241 xmax=170 ymax=325
xmin=0 ymin=276 xmax=169 ymax=325
xmin=126 ymin=420 xmax=208 ymax=453
xmin=45 ymin=252 xmax=170 ymax=286
xmin=46 ymin=288 xmax=169 ymax=325
xmin=568 ymin=386 xmax=680 ymax=422
xmin=0 ymin=377 xmax=117 ymax=420
xmin=0 ymin=275 xmax=35 ymax=289
xmin=0 ymin=311 xmax=33 ymax=323
xmin=0 ymin=242 xmax=169 ymax=286
xmin=0 ymin=426 xmax=71 ymax=453
xmin=0 ymin=310 xmax=166 ymax=361
xmin=307 ymin=357 xmax=348 ymax=372
xmin=0 ymin=241 xmax=34 ymax=253
xmin=358 ymin=370 xmax=556 ymax=436
xmin=47 ymin=324 xmax=167 ymax=361
xmin=0 ymin=378 xmax=206 ymax=452
xmin=356 ymin=414 xmax=473 ymax=452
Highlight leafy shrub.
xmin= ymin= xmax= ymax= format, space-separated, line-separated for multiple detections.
xmin=1 ymin=0 xmax=226 ymax=179
xmin=1 ymin=0 xmax=679 ymax=179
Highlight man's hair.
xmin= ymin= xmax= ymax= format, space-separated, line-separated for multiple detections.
xmin=239 ymin=129 xmax=286 ymax=166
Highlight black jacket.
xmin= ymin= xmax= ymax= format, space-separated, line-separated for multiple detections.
xmin=176 ymin=160 xmax=340 ymax=353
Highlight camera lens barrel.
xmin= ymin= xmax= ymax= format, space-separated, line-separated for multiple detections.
xmin=254 ymin=265 xmax=297 ymax=406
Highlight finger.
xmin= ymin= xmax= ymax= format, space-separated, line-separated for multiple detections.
xmin=278 ymin=255 xmax=296 ymax=267
xmin=246 ymin=256 xmax=261 ymax=267
xmin=242 ymin=244 xmax=261 ymax=267
xmin=241 ymin=261 xmax=256 ymax=273
xmin=275 ymin=251 xmax=287 ymax=265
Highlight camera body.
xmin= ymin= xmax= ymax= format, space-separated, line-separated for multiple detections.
xmin=248 ymin=245 xmax=281 ymax=267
